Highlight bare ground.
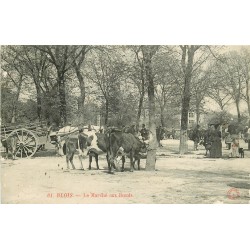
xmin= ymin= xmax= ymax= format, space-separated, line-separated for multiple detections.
xmin=1 ymin=139 xmax=250 ymax=204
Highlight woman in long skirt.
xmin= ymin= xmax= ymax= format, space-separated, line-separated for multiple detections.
xmin=209 ymin=125 xmax=222 ymax=158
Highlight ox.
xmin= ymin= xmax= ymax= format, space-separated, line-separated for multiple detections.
xmin=87 ymin=132 xmax=120 ymax=170
xmin=106 ymin=129 xmax=147 ymax=172
xmin=63 ymin=130 xmax=93 ymax=170
xmin=1 ymin=135 xmax=18 ymax=160
xmin=88 ymin=131 xmax=146 ymax=172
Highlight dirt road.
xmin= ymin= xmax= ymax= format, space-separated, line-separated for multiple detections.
xmin=1 ymin=139 xmax=250 ymax=204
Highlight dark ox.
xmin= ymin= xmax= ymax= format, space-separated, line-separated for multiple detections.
xmin=88 ymin=132 xmax=146 ymax=172
xmin=63 ymin=133 xmax=93 ymax=170
xmin=1 ymin=135 xmax=18 ymax=160
xmin=87 ymin=132 xmax=122 ymax=170
xmin=106 ymin=130 xmax=147 ymax=172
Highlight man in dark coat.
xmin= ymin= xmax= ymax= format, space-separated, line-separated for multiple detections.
xmin=156 ymin=125 xmax=164 ymax=147
xmin=140 ymin=124 xmax=149 ymax=141
xmin=191 ymin=125 xmax=200 ymax=150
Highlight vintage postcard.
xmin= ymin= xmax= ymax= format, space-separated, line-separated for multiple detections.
xmin=1 ymin=45 xmax=250 ymax=204
xmin=1 ymin=3 xmax=250 ymax=250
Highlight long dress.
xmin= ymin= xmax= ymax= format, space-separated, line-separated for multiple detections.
xmin=209 ymin=130 xmax=222 ymax=158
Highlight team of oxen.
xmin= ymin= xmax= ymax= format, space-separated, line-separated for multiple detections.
xmin=56 ymin=127 xmax=149 ymax=173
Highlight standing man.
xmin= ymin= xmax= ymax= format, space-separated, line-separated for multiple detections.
xmin=140 ymin=124 xmax=149 ymax=141
xmin=191 ymin=125 xmax=201 ymax=151
xmin=156 ymin=125 xmax=164 ymax=147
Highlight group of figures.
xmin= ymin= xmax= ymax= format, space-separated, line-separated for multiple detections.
xmin=120 ymin=124 xmax=165 ymax=146
xmin=190 ymin=123 xmax=246 ymax=158
xmin=191 ymin=124 xmax=222 ymax=158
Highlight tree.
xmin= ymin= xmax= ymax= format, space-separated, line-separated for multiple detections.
xmin=141 ymin=45 xmax=159 ymax=171
xmin=86 ymin=48 xmax=127 ymax=126
xmin=191 ymin=68 xmax=212 ymax=125
xmin=223 ymin=51 xmax=245 ymax=123
xmin=36 ymin=45 xmax=82 ymax=125
xmin=239 ymin=48 xmax=250 ymax=127
xmin=154 ymin=48 xmax=182 ymax=127
xmin=0 ymin=86 xmax=16 ymax=123
xmin=1 ymin=46 xmax=27 ymax=123
xmin=129 ymin=46 xmax=146 ymax=131
xmin=177 ymin=45 xmax=217 ymax=154
xmin=179 ymin=45 xmax=201 ymax=154
xmin=19 ymin=46 xmax=52 ymax=121
xmin=239 ymin=48 xmax=250 ymax=149
xmin=207 ymin=61 xmax=232 ymax=111
xmin=72 ymin=45 xmax=92 ymax=124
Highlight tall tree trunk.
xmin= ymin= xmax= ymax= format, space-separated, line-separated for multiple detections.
xmin=57 ymin=73 xmax=67 ymax=125
xmin=75 ymin=68 xmax=85 ymax=125
xmin=105 ymin=100 xmax=109 ymax=126
xmin=179 ymin=46 xmax=195 ymax=154
xmin=73 ymin=53 xmax=86 ymax=125
xmin=160 ymin=105 xmax=166 ymax=127
xmin=144 ymin=51 xmax=157 ymax=171
xmin=244 ymin=78 xmax=250 ymax=150
xmin=246 ymin=79 xmax=250 ymax=124
xmin=136 ymin=65 xmax=145 ymax=132
xmin=236 ymin=79 xmax=242 ymax=123
xmin=235 ymin=99 xmax=241 ymax=123
xmin=11 ymin=85 xmax=22 ymax=123
xmin=196 ymin=103 xmax=200 ymax=125
xmin=136 ymin=93 xmax=144 ymax=131
xmin=179 ymin=78 xmax=190 ymax=154
xmin=34 ymin=82 xmax=42 ymax=122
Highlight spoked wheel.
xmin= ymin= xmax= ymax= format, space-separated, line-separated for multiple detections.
xmin=8 ymin=128 xmax=38 ymax=158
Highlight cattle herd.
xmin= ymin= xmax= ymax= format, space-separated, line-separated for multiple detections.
xmin=61 ymin=127 xmax=148 ymax=173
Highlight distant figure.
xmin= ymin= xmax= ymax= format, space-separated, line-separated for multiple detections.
xmin=231 ymin=137 xmax=240 ymax=158
xmin=243 ymin=126 xmax=249 ymax=142
xmin=156 ymin=125 xmax=164 ymax=147
xmin=88 ymin=124 xmax=92 ymax=131
xmin=209 ymin=124 xmax=222 ymax=158
xmin=172 ymin=127 xmax=176 ymax=139
xmin=203 ymin=127 xmax=212 ymax=156
xmin=191 ymin=125 xmax=200 ymax=150
xmin=140 ymin=124 xmax=149 ymax=141
xmin=224 ymin=132 xmax=232 ymax=150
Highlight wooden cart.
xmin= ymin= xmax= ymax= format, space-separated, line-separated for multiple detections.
xmin=0 ymin=121 xmax=48 ymax=158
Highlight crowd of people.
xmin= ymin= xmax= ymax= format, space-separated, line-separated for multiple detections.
xmin=190 ymin=123 xmax=248 ymax=158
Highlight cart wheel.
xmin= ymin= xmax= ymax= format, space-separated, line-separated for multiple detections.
xmin=8 ymin=128 xmax=38 ymax=158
